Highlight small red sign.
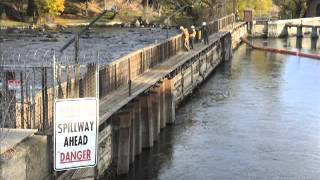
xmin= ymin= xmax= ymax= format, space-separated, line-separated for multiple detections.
xmin=7 ymin=80 xmax=21 ymax=90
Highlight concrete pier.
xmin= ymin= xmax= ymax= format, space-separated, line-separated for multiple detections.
xmin=297 ymin=25 xmax=303 ymax=38
xmin=311 ymin=26 xmax=319 ymax=38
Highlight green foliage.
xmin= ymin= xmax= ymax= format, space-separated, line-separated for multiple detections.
xmin=159 ymin=0 xmax=230 ymax=24
xmin=236 ymin=0 xmax=273 ymax=18
xmin=275 ymin=0 xmax=307 ymax=19
xmin=35 ymin=0 xmax=65 ymax=16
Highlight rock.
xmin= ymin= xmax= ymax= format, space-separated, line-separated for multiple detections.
xmin=40 ymin=26 xmax=46 ymax=33
xmin=39 ymin=38 xmax=58 ymax=42
xmin=46 ymin=34 xmax=55 ymax=38
xmin=135 ymin=20 xmax=141 ymax=27
xmin=142 ymin=19 xmax=150 ymax=26
xmin=6 ymin=28 xmax=19 ymax=34
xmin=57 ymin=24 xmax=66 ymax=32
xmin=122 ymin=23 xmax=131 ymax=28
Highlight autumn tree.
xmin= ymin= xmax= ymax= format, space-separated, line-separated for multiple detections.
xmin=76 ymin=0 xmax=91 ymax=16
xmin=35 ymin=0 xmax=65 ymax=16
xmin=236 ymin=0 xmax=273 ymax=18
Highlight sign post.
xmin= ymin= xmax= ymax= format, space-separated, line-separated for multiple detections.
xmin=54 ymin=98 xmax=98 ymax=171
xmin=0 ymin=80 xmax=3 ymax=90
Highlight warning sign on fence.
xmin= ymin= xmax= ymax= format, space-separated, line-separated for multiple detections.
xmin=54 ymin=98 xmax=98 ymax=171
xmin=7 ymin=80 xmax=21 ymax=90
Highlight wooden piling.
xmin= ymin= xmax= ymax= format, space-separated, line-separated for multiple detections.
xmin=140 ymin=94 xmax=154 ymax=148
xmin=159 ymin=81 xmax=166 ymax=129
xmin=150 ymin=87 xmax=160 ymax=142
xmin=133 ymin=100 xmax=142 ymax=155
xmin=117 ymin=111 xmax=131 ymax=175
xmin=164 ymin=78 xmax=175 ymax=125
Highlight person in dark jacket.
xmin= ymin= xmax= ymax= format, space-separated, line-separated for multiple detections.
xmin=201 ymin=22 xmax=209 ymax=45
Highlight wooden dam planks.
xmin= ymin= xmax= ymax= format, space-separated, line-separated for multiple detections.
xmin=99 ymin=31 xmax=229 ymax=126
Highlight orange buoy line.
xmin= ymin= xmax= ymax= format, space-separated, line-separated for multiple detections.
xmin=240 ymin=37 xmax=320 ymax=60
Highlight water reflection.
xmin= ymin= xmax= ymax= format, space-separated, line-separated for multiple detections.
xmin=252 ymin=37 xmax=320 ymax=53
xmin=296 ymin=37 xmax=302 ymax=50
xmin=311 ymin=38 xmax=318 ymax=50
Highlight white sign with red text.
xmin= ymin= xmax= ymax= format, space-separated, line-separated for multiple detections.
xmin=54 ymin=98 xmax=98 ymax=171
xmin=7 ymin=80 xmax=21 ymax=90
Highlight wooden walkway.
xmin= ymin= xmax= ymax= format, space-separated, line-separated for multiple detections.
xmin=60 ymin=22 xmax=244 ymax=180
xmin=99 ymin=28 xmax=233 ymax=126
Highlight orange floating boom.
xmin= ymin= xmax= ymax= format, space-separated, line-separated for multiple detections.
xmin=240 ymin=37 xmax=320 ymax=60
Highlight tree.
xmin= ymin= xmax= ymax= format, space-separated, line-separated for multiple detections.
xmin=236 ymin=0 xmax=273 ymax=18
xmin=35 ymin=0 xmax=65 ymax=16
xmin=76 ymin=0 xmax=91 ymax=16
xmin=27 ymin=0 xmax=36 ymax=17
xmin=275 ymin=0 xmax=307 ymax=18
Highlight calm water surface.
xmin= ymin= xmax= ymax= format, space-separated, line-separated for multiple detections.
xmin=114 ymin=37 xmax=320 ymax=180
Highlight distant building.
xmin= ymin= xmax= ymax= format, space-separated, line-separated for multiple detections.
xmin=306 ymin=0 xmax=320 ymax=17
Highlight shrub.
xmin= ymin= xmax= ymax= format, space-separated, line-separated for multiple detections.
xmin=35 ymin=0 xmax=65 ymax=16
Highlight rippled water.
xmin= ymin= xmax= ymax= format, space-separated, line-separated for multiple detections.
xmin=114 ymin=37 xmax=320 ymax=180
xmin=0 ymin=27 xmax=177 ymax=66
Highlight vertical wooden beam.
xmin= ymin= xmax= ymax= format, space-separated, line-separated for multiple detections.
xmin=117 ymin=111 xmax=131 ymax=175
xmin=140 ymin=94 xmax=154 ymax=148
xmin=20 ymin=72 xmax=24 ymax=128
xmin=134 ymin=100 xmax=142 ymax=155
xmin=159 ymin=81 xmax=166 ymax=129
xmin=164 ymin=78 xmax=175 ymax=124
xmin=150 ymin=87 xmax=160 ymax=142
xmin=124 ymin=103 xmax=135 ymax=164
xmin=111 ymin=115 xmax=120 ymax=167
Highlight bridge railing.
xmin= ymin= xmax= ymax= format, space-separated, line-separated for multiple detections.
xmin=99 ymin=14 xmax=235 ymax=97
xmin=99 ymin=34 xmax=183 ymax=96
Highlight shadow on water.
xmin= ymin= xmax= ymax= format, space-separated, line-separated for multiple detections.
xmin=116 ymin=127 xmax=175 ymax=180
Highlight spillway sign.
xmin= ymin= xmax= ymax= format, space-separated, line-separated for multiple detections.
xmin=54 ymin=98 xmax=98 ymax=171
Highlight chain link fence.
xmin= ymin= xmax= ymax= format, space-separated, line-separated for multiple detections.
xmin=0 ymin=49 xmax=99 ymax=134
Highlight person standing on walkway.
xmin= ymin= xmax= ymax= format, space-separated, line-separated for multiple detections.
xmin=180 ymin=26 xmax=190 ymax=51
xmin=201 ymin=22 xmax=209 ymax=45
xmin=189 ymin=25 xmax=197 ymax=50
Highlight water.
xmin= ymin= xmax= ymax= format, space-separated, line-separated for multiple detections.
xmin=0 ymin=27 xmax=177 ymax=66
xmin=114 ymin=37 xmax=320 ymax=180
